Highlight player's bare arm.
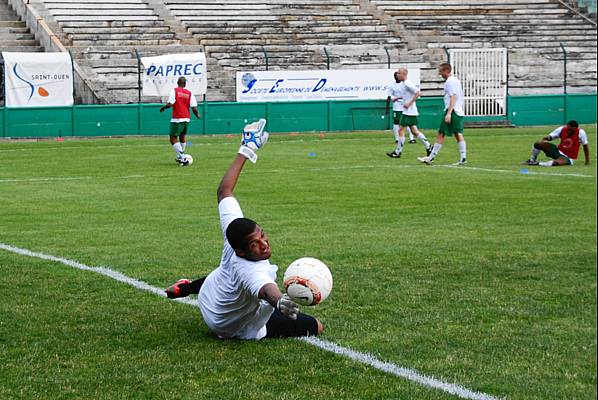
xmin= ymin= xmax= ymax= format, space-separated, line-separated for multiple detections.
xmin=192 ymin=106 xmax=201 ymax=119
xmin=404 ymin=92 xmax=420 ymax=110
xmin=259 ymin=283 xmax=284 ymax=307
xmin=217 ymin=154 xmax=246 ymax=203
xmin=445 ymin=95 xmax=456 ymax=123
xmin=583 ymin=144 xmax=590 ymax=165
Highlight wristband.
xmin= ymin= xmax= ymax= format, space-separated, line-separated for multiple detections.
xmin=238 ymin=145 xmax=257 ymax=163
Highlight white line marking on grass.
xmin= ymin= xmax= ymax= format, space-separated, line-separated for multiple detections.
xmin=0 ymin=243 xmax=195 ymax=306
xmin=438 ymin=165 xmax=594 ymax=178
xmin=0 ymin=176 xmax=93 ymax=183
xmin=1 ymin=242 xmax=502 ymax=400
xmin=301 ymin=336 xmax=501 ymax=400
xmin=1 ymin=162 xmax=592 ymax=185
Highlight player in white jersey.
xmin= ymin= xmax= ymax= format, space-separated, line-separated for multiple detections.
xmin=385 ymin=70 xmax=414 ymax=154
xmin=386 ymin=68 xmax=431 ymax=159
xmin=164 ymin=120 xmax=323 ymax=340
xmin=418 ymin=63 xmax=467 ymax=165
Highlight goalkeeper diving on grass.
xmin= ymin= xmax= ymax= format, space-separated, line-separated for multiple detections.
xmin=164 ymin=119 xmax=324 ymax=340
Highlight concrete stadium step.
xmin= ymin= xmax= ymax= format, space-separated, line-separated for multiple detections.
xmin=0 ymin=39 xmax=38 ymax=46
xmin=67 ymin=33 xmax=177 ymax=41
xmin=0 ymin=21 xmax=24 ymax=28
xmin=58 ymin=20 xmax=169 ymax=28
xmin=71 ymin=39 xmax=180 ymax=46
xmin=0 ymin=45 xmax=44 ymax=52
xmin=188 ymin=24 xmax=393 ymax=35
xmin=62 ymin=26 xmax=173 ymax=34
xmin=71 ymin=45 xmax=204 ymax=60
xmin=0 ymin=32 xmax=34 ymax=40
xmin=0 ymin=26 xmax=29 ymax=34
xmin=199 ymin=36 xmax=400 ymax=46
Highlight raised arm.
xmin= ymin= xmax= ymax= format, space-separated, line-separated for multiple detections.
xmin=217 ymin=154 xmax=247 ymax=203
xmin=217 ymin=119 xmax=269 ymax=203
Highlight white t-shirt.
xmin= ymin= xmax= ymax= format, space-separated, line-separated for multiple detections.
xmin=443 ymin=76 xmax=465 ymax=117
xmin=400 ymin=79 xmax=419 ymax=116
xmin=548 ymin=126 xmax=588 ymax=145
xmin=167 ymin=88 xmax=198 ymax=123
xmin=387 ymin=82 xmax=404 ymax=112
xmin=198 ymin=197 xmax=277 ymax=340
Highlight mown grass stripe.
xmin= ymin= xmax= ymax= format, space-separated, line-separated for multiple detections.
xmin=0 ymin=242 xmax=501 ymax=400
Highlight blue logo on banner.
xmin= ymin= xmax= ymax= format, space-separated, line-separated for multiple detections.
xmin=146 ymin=63 xmax=204 ymax=77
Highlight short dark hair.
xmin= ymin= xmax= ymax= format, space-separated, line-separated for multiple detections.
xmin=439 ymin=63 xmax=452 ymax=72
xmin=566 ymin=120 xmax=579 ymax=128
xmin=226 ymin=218 xmax=257 ymax=251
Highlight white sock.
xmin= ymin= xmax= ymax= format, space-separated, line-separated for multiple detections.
xmin=393 ymin=125 xmax=400 ymax=142
xmin=539 ymin=161 xmax=554 ymax=167
xmin=530 ymin=148 xmax=540 ymax=162
xmin=407 ymin=127 xmax=414 ymax=141
xmin=417 ymin=133 xmax=431 ymax=149
xmin=458 ymin=140 xmax=467 ymax=160
xmin=395 ymin=137 xmax=405 ymax=154
xmin=429 ymin=143 xmax=442 ymax=159
xmin=173 ymin=142 xmax=184 ymax=158
xmin=181 ymin=142 xmax=187 ymax=152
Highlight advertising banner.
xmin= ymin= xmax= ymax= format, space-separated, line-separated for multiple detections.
xmin=141 ymin=53 xmax=207 ymax=97
xmin=236 ymin=68 xmax=420 ymax=102
xmin=2 ymin=52 xmax=73 ymax=107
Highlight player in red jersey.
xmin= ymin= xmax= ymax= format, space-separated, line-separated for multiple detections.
xmin=522 ymin=120 xmax=590 ymax=166
xmin=160 ymin=77 xmax=201 ymax=165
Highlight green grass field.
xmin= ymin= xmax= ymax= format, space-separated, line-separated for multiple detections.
xmin=1 ymin=126 xmax=596 ymax=399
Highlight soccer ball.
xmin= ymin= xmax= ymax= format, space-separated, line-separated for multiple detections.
xmin=283 ymin=257 xmax=333 ymax=306
xmin=183 ymin=154 xmax=193 ymax=166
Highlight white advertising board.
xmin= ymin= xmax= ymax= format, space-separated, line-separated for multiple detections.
xmin=236 ymin=68 xmax=420 ymax=102
xmin=2 ymin=52 xmax=73 ymax=107
xmin=141 ymin=53 xmax=207 ymax=97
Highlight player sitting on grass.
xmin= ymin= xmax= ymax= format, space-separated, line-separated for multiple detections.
xmin=522 ymin=120 xmax=590 ymax=166
xmin=165 ymin=119 xmax=324 ymax=340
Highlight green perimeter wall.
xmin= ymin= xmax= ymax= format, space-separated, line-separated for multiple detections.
xmin=0 ymin=94 xmax=595 ymax=138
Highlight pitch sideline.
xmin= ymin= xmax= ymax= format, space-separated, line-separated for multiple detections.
xmin=0 ymin=242 xmax=500 ymax=400
xmin=0 ymin=162 xmax=593 ymax=184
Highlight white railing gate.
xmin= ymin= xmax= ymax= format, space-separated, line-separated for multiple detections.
xmin=448 ymin=48 xmax=507 ymax=117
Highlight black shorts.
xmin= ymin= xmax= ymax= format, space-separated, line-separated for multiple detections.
xmin=264 ymin=309 xmax=319 ymax=339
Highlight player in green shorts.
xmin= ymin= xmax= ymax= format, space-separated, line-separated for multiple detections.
xmin=438 ymin=111 xmax=464 ymax=136
xmin=160 ymin=77 xmax=201 ymax=166
xmin=386 ymin=69 xmax=431 ymax=159
xmin=418 ymin=63 xmax=467 ymax=165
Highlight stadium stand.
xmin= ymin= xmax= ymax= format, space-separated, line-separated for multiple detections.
xmin=0 ymin=0 xmax=43 ymax=105
xmin=162 ymin=0 xmax=429 ymax=100
xmin=369 ymin=0 xmax=597 ymax=95
xmin=0 ymin=1 xmax=42 ymax=53
xmin=5 ymin=0 xmax=597 ymax=103
xmin=20 ymin=0 xmax=202 ymax=103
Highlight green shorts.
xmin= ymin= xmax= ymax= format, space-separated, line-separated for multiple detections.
xmin=392 ymin=111 xmax=403 ymax=125
xmin=169 ymin=122 xmax=189 ymax=136
xmin=438 ymin=111 xmax=464 ymax=136
xmin=546 ymin=143 xmax=573 ymax=164
xmin=400 ymin=114 xmax=418 ymax=127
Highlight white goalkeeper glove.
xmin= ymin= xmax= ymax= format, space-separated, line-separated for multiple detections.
xmin=276 ymin=294 xmax=299 ymax=320
xmin=238 ymin=118 xmax=269 ymax=163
